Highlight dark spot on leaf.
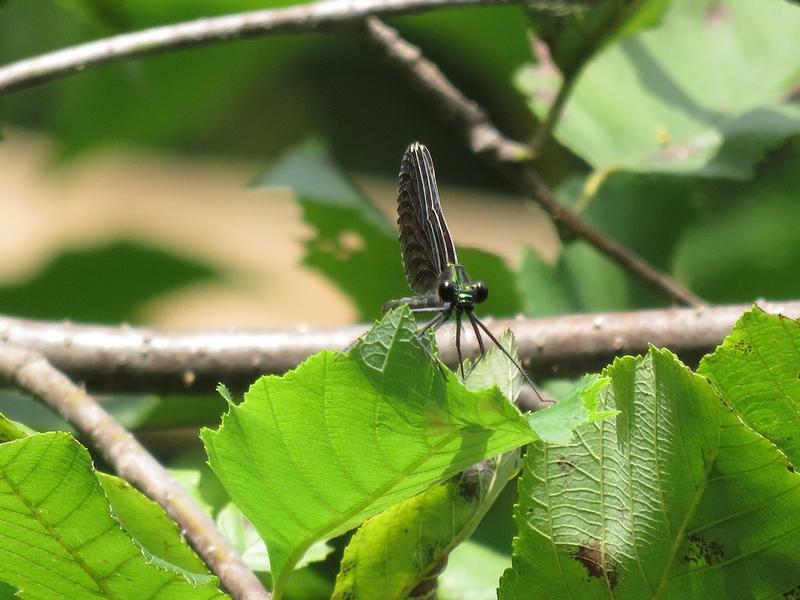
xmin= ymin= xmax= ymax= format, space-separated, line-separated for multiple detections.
xmin=783 ymin=583 xmax=800 ymax=599
xmin=428 ymin=555 xmax=448 ymax=577
xmin=458 ymin=475 xmax=481 ymax=503
xmin=557 ymin=455 xmax=576 ymax=472
xmin=732 ymin=340 xmax=753 ymax=356
xmin=410 ymin=556 xmax=448 ymax=598
xmin=425 ymin=544 xmax=436 ymax=562
xmin=339 ymin=591 xmax=355 ymax=600
xmin=788 ymin=464 xmax=796 ymax=473
xmin=409 ymin=576 xmax=438 ymax=599
xmin=684 ymin=533 xmax=725 ymax=566
xmin=575 ymin=542 xmax=617 ymax=588
xmin=339 ymin=559 xmax=355 ymax=575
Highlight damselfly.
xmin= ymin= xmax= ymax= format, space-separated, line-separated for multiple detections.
xmin=384 ymin=142 xmax=541 ymax=397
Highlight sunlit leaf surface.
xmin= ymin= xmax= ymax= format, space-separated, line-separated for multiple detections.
xmin=700 ymin=307 xmax=800 ymax=465
xmin=203 ymin=307 xmax=612 ymax=597
xmin=0 ymin=432 xmax=225 ymax=599
xmin=500 ymin=347 xmax=800 ymax=598
xmin=519 ymin=0 xmax=800 ymax=178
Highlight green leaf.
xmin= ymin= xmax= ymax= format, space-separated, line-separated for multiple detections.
xmin=518 ymin=0 xmax=800 ymax=178
xmin=527 ymin=374 xmax=615 ymax=445
xmin=108 ymin=394 xmax=228 ymax=430
xmin=439 ymin=539 xmax=511 ymax=600
xmin=0 ymin=240 xmax=217 ymax=323
xmin=203 ymin=307 xmax=615 ymax=598
xmin=330 ymin=354 xmax=611 ymax=598
xmin=500 ymin=347 xmax=800 ymax=597
xmin=699 ymin=307 xmax=800 ymax=465
xmin=331 ymin=335 xmax=529 ymax=599
xmin=0 ymin=413 xmax=32 ymax=443
xmin=167 ymin=468 xmax=218 ymax=517
xmin=520 ymin=172 xmax=701 ymax=314
xmin=0 ymin=582 xmax=16 ymax=600
xmin=255 ymin=143 xmax=520 ymax=319
xmin=98 ymin=473 xmax=212 ymax=579
xmin=571 ymin=172 xmax=700 ymax=271
xmin=215 ymin=502 xmax=333 ymax=573
xmin=0 ymin=432 xmax=225 ymax=599
xmin=461 ymin=330 xmax=525 ymax=402
xmin=518 ymin=247 xmax=575 ymax=316
xmin=673 ymin=145 xmax=800 ymax=302
xmin=332 ymin=454 xmax=521 ymax=600
xmin=528 ymin=0 xmax=670 ymax=75
xmin=46 ymin=0 xmax=312 ymax=158
xmin=519 ymin=241 xmax=629 ymax=316
xmin=216 ymin=383 xmax=235 ymax=405
xmin=202 ymin=306 xmax=537 ymax=598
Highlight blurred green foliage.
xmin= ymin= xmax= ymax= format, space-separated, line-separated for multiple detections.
xmin=0 ymin=240 xmax=218 ymax=323
xmin=3 ymin=0 xmax=797 ymax=332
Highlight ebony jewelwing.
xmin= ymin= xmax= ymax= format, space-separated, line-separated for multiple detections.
xmin=384 ymin=142 xmax=542 ymax=399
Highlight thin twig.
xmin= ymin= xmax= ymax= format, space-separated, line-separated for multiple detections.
xmin=1 ymin=301 xmax=794 ymax=395
xmin=529 ymin=63 xmax=578 ymax=154
xmin=0 ymin=0 xmax=525 ymax=96
xmin=362 ymin=17 xmax=705 ymax=308
xmin=0 ymin=344 xmax=270 ymax=600
xmin=509 ymin=166 xmax=707 ymax=306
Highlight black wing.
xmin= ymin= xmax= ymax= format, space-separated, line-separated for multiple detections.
xmin=396 ymin=142 xmax=458 ymax=294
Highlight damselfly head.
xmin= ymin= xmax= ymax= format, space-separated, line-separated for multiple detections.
xmin=437 ymin=273 xmax=489 ymax=308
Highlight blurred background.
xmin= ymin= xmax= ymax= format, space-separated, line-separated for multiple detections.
xmin=0 ymin=2 xmax=566 ymax=329
xmin=2 ymin=0 xmax=800 ymax=596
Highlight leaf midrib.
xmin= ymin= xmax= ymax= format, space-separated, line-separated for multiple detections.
xmin=0 ymin=435 xmax=115 ymax=598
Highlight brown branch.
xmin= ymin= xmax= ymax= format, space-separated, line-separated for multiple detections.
xmin=0 ymin=0 xmax=526 ymax=96
xmin=2 ymin=301 xmax=795 ymax=396
xmin=0 ymin=344 xmax=270 ymax=600
xmin=361 ymin=17 xmax=705 ymax=308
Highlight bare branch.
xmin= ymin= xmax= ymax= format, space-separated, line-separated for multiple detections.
xmin=0 ymin=0 xmax=525 ymax=96
xmin=508 ymin=166 xmax=707 ymax=307
xmin=2 ymin=301 xmax=795 ymax=395
xmin=362 ymin=17 xmax=705 ymax=308
xmin=0 ymin=344 xmax=270 ymax=600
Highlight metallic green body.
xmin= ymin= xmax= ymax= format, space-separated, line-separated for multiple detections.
xmin=446 ymin=264 xmax=481 ymax=309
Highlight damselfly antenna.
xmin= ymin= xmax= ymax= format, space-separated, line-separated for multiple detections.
xmin=383 ymin=142 xmax=543 ymax=402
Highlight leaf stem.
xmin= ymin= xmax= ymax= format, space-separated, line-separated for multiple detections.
xmin=530 ymin=67 xmax=579 ymax=154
